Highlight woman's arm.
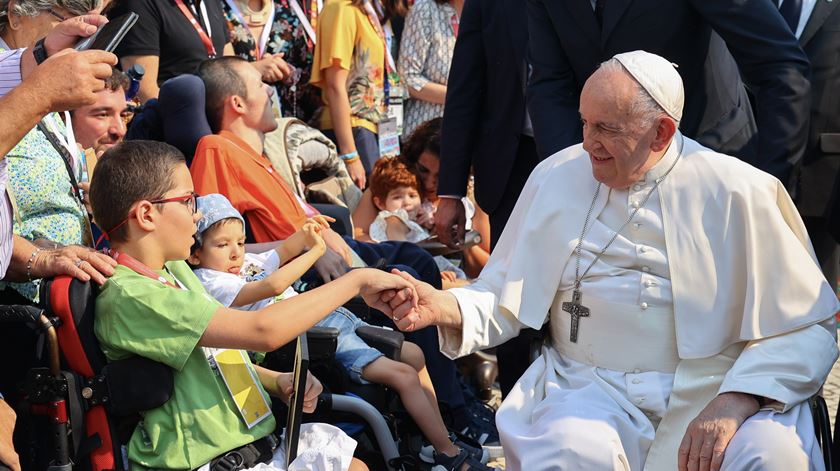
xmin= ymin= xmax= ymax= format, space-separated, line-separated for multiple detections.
xmin=324 ymin=64 xmax=366 ymax=188
xmin=462 ymin=204 xmax=491 ymax=278
xmin=119 ymin=55 xmax=160 ymax=103
xmin=351 ymin=189 xmax=378 ymax=241
xmin=398 ymin=0 xmax=446 ymax=105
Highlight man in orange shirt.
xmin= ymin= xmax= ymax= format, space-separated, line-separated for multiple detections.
xmin=191 ymin=58 xmax=474 ymax=426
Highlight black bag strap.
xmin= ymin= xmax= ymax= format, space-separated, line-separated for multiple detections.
xmin=36 ymin=119 xmax=85 ymax=208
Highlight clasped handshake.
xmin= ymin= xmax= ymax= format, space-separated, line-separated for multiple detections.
xmin=364 ymin=269 xmax=443 ymax=333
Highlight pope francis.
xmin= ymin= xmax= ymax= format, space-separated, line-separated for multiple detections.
xmin=381 ymin=50 xmax=840 ymax=471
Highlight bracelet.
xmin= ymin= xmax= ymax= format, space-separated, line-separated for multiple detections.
xmin=26 ymin=247 xmax=43 ymax=281
xmin=339 ymin=151 xmax=360 ymax=161
xmin=342 ymin=156 xmax=361 ymax=164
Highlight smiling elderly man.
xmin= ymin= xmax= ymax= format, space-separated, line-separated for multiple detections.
xmin=382 ymin=50 xmax=840 ymax=471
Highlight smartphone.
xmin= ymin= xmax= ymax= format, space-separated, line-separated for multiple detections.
xmin=74 ymin=12 xmax=138 ymax=52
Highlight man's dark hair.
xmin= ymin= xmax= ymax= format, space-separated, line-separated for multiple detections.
xmin=90 ymin=140 xmax=186 ymax=243
xmin=197 ymin=57 xmax=250 ymax=133
xmin=105 ymin=66 xmax=130 ymax=92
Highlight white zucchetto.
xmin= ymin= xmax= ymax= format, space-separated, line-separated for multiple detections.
xmin=613 ymin=50 xmax=684 ymax=121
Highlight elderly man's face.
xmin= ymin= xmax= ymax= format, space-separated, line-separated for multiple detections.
xmin=73 ymin=87 xmax=129 ymax=154
xmin=579 ymin=68 xmax=662 ymax=189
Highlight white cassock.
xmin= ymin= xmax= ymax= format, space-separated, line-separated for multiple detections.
xmin=438 ymin=134 xmax=840 ymax=471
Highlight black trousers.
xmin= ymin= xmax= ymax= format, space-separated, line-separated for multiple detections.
xmin=488 ymin=135 xmax=541 ymax=398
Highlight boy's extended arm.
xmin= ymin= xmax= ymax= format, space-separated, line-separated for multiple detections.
xmin=275 ymin=230 xmax=309 ymax=265
xmin=200 ymin=268 xmax=415 ymax=352
xmin=230 ymin=246 xmax=324 ymax=307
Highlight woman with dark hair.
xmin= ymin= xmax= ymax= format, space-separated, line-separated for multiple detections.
xmin=353 ymin=117 xmax=491 ymax=277
xmin=397 ymin=0 xmax=460 ymax=138
xmin=310 ymin=0 xmax=407 ymax=189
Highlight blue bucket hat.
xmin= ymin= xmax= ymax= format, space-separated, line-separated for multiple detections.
xmin=196 ymin=194 xmax=245 ymax=235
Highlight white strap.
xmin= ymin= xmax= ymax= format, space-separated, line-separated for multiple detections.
xmin=289 ymin=0 xmax=317 ymax=45
xmin=198 ymin=0 xmax=213 ymax=39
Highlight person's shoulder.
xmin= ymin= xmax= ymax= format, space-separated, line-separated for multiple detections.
xmin=680 ymin=137 xmax=781 ymax=197
xmin=108 ymin=0 xmax=160 ymax=18
xmin=321 ymin=0 xmax=359 ymax=17
xmin=531 ymin=143 xmax=589 ymax=178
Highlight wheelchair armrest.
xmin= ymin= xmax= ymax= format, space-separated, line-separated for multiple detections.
xmin=307 ymin=327 xmax=339 ymax=363
xmin=356 ymin=325 xmax=403 ymax=361
xmin=103 ymin=356 xmax=173 ymax=417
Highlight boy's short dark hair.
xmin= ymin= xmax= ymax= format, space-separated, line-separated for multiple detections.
xmin=197 ymin=57 xmax=250 ymax=134
xmin=90 ymin=140 xmax=186 ymax=243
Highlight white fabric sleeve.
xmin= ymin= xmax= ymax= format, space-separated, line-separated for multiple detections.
xmin=194 ymin=269 xmax=247 ymax=308
xmin=369 ymin=209 xmax=428 ymax=243
xmin=397 ymin=0 xmax=432 ymax=92
xmin=718 ymin=317 xmax=839 ymax=412
xmin=438 ymin=279 xmax=528 ymax=359
xmin=0 ymin=48 xmax=23 ymax=98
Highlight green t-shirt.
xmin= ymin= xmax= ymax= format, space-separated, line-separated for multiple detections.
xmin=95 ymin=260 xmax=277 ymax=470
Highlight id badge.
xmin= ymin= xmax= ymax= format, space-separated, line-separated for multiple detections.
xmin=205 ymin=348 xmax=272 ymax=429
xmin=378 ymin=117 xmax=400 ymax=158
xmin=387 ymin=85 xmax=405 ymax=135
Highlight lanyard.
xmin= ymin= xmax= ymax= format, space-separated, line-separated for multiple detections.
xmin=224 ymin=0 xmax=275 ymax=59
xmin=37 ymin=118 xmax=84 ymax=208
xmin=106 ymin=249 xmax=182 ymax=289
xmin=361 ymin=0 xmax=400 ymax=105
xmin=174 ymin=0 xmax=217 ymax=58
xmin=450 ymin=12 xmax=459 ymax=36
xmin=288 ymin=0 xmax=317 ymax=46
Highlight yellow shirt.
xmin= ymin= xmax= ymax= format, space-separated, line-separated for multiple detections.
xmin=311 ymin=0 xmax=386 ymax=134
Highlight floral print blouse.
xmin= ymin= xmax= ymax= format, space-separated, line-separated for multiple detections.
xmin=1 ymin=114 xmax=88 ymax=300
xmin=222 ymin=0 xmax=323 ymax=123
xmin=397 ymin=0 xmax=456 ymax=137
xmin=310 ymin=0 xmax=387 ymax=134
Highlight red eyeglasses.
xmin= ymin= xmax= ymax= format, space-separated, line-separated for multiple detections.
xmin=96 ymin=192 xmax=199 ymax=247
xmin=150 ymin=192 xmax=199 ymax=214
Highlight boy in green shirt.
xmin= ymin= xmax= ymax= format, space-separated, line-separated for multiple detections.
xmin=89 ymin=140 xmax=415 ymax=470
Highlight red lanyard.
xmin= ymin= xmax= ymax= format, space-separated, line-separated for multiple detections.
xmin=174 ymin=0 xmax=218 ymax=58
xmin=106 ymin=249 xmax=182 ymax=289
xmin=450 ymin=13 xmax=459 ymax=37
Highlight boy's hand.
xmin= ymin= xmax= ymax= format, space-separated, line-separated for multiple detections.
xmin=355 ymin=268 xmax=417 ymax=314
xmin=276 ymin=371 xmax=323 ymax=413
xmin=302 ymin=223 xmax=326 ymax=255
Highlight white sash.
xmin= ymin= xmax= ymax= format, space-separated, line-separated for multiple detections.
xmin=288 ymin=0 xmax=317 ymax=45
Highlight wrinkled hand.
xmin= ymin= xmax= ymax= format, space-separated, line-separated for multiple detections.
xmin=0 ymin=399 xmax=20 ymax=471
xmin=43 ymin=14 xmax=109 ymax=56
xmin=253 ymin=52 xmax=293 ymax=83
xmin=376 ymin=269 xmax=439 ymax=332
xmin=276 ymin=371 xmax=323 ymax=413
xmin=346 ymin=159 xmax=366 ymax=189
xmin=434 ymin=197 xmax=466 ymax=248
xmin=312 ymin=247 xmax=350 ymax=283
xmin=678 ymin=392 xmax=760 ymax=471
xmin=28 ymin=49 xmax=118 ymax=112
xmin=31 ymin=245 xmax=117 ymax=285
xmin=356 ymin=268 xmax=417 ymax=315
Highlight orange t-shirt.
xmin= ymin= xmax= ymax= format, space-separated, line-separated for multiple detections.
xmin=191 ymin=131 xmax=308 ymax=241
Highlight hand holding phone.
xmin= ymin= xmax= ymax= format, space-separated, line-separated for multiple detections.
xmin=74 ymin=12 xmax=138 ymax=52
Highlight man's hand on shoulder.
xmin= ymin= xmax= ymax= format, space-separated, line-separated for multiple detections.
xmin=31 ymin=245 xmax=117 ymax=285
xmin=678 ymin=392 xmax=761 ymax=471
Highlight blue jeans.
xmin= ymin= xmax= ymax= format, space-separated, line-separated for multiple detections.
xmin=317 ymin=307 xmax=383 ymax=384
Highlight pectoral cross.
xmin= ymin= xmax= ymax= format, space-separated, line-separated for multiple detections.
xmin=561 ymin=289 xmax=590 ymax=342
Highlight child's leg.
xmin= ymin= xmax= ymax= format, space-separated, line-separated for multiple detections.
xmin=362 ymin=357 xmax=459 ymax=456
xmin=400 ymin=341 xmax=442 ymax=417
